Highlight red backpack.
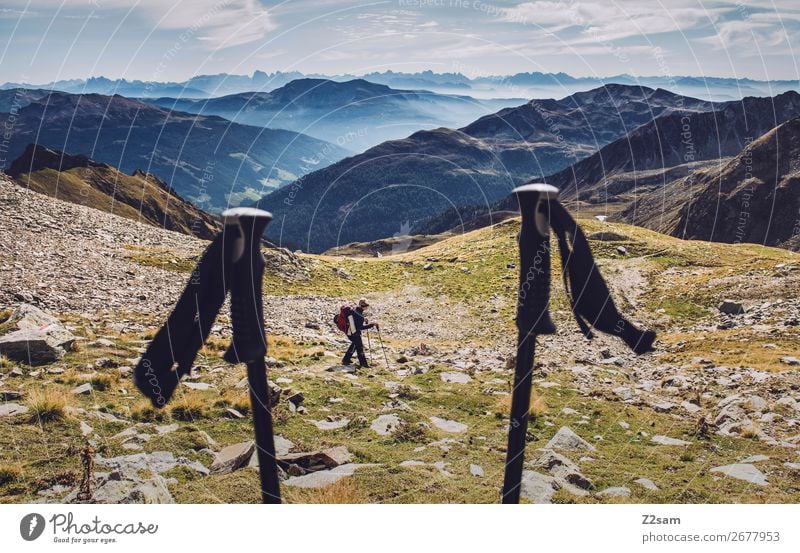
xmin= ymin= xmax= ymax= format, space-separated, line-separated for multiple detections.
xmin=334 ymin=305 xmax=353 ymax=333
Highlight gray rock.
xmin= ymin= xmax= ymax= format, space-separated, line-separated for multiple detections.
xmin=72 ymin=383 xmax=93 ymax=395
xmin=784 ymin=462 xmax=800 ymax=470
xmin=681 ymin=401 xmax=702 ymax=414
xmin=634 ymin=478 xmax=659 ymax=491
xmin=274 ymin=435 xmax=294 ymax=457
xmin=651 ymin=435 xmax=692 ymax=446
xmin=98 ymin=451 xmax=206 ymax=476
xmin=780 ymin=356 xmax=800 ymax=366
xmin=225 ymin=408 xmax=245 ymax=419
xmin=747 ymin=396 xmax=769 ymax=410
xmin=155 ymin=423 xmax=179 ymax=435
xmin=532 ymin=449 xmax=593 ymax=489
xmin=545 ymin=427 xmax=596 ymax=452
xmin=519 ymin=471 xmax=560 ymax=503
xmin=80 ymin=421 xmax=93 ymax=436
xmin=283 ymin=464 xmax=364 ymax=488
xmin=650 ymin=401 xmax=676 ymax=413
xmin=469 ymin=464 xmax=484 ymax=477
xmin=709 ymin=463 xmax=767 ymax=485
xmin=371 ymin=414 xmax=402 ymax=435
xmin=310 ymin=418 xmax=350 ymax=430
xmin=0 ymin=304 xmax=75 ymax=365
xmin=0 ymin=402 xmax=29 ymax=417
xmin=440 ymin=372 xmax=471 ymax=384
xmin=718 ymin=300 xmax=745 ymax=315
xmin=429 ymin=416 xmax=467 ymax=433
xmin=597 ymin=486 xmax=631 ymax=498
xmin=248 ymin=435 xmax=295 ymax=470
xmin=66 ymin=472 xmax=174 ymax=504
xmin=210 ymin=441 xmax=255 ymax=474
xmin=740 ymin=455 xmax=769 ymax=463
xmin=0 ymin=390 xmax=23 ymax=401
xmin=183 ymin=382 xmax=212 ymax=391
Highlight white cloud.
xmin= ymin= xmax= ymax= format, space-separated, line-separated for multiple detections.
xmin=502 ymin=1 xmax=721 ymax=42
xmin=12 ymin=0 xmax=276 ymax=49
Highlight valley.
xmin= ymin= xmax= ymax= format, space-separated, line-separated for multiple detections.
xmin=1 ymin=176 xmax=798 ymax=504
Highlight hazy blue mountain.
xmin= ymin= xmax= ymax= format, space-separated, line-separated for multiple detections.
xmin=0 ymin=91 xmax=349 ymax=212
xmin=254 ymin=84 xmax=715 ymax=252
xmin=143 ymin=78 xmax=524 ymax=151
xmin=4 ymin=71 xmax=797 ymax=101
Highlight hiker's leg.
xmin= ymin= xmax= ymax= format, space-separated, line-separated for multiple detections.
xmin=343 ymin=338 xmax=356 ymax=364
xmin=354 ymin=335 xmax=368 ymax=367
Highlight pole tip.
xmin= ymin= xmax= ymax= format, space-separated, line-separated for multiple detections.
xmin=221 ymin=207 xmax=273 ymax=225
xmin=512 ymin=183 xmax=560 ymax=199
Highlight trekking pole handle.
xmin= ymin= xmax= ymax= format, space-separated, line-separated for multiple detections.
xmin=221 ymin=208 xmax=273 ymax=364
xmin=513 ymin=184 xmax=559 ymax=337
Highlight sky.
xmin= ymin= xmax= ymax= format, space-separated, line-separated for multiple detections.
xmin=1 ymin=0 xmax=799 ymax=84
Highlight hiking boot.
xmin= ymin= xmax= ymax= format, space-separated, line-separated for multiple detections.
xmin=341 ymin=359 xmax=353 ymax=366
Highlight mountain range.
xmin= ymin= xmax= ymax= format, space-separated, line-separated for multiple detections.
xmin=4 ymin=70 xmax=799 ymax=101
xmin=6 ymin=144 xmax=218 ymax=239
xmin=144 ymin=78 xmax=522 ymax=151
xmin=621 ymin=117 xmax=800 ymax=250
xmin=535 ymin=91 xmax=800 ymax=204
xmin=0 ymin=90 xmax=349 ymax=212
xmin=255 ymin=85 xmax=716 ymax=252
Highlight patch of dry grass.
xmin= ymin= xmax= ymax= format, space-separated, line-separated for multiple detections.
xmin=283 ymin=478 xmax=367 ymax=504
xmin=0 ymin=462 xmax=23 ymax=485
xmin=27 ymin=388 xmax=69 ymax=423
xmin=495 ymin=390 xmax=547 ymax=418
xmin=130 ymin=399 xmax=169 ymax=422
xmin=169 ymin=392 xmax=211 ymax=421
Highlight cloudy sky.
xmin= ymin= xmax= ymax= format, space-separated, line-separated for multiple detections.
xmin=1 ymin=0 xmax=799 ymax=83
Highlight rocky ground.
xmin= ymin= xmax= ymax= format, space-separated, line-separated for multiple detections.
xmin=1 ymin=174 xmax=799 ymax=504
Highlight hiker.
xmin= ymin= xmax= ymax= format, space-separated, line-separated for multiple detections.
xmin=337 ymin=298 xmax=378 ymax=367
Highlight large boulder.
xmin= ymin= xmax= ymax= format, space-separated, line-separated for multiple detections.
xmin=0 ymin=304 xmax=75 ymax=365
xmin=544 ymin=427 xmax=596 ymax=452
xmin=65 ymin=471 xmax=174 ymax=504
xmin=210 ymin=441 xmax=256 ymax=474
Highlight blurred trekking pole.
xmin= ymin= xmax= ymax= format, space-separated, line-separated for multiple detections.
xmin=366 ymin=329 xmax=373 ymax=364
xmin=502 ymin=184 xmax=656 ymax=504
xmin=133 ymin=207 xmax=281 ymax=504
xmin=376 ymin=326 xmax=390 ymax=369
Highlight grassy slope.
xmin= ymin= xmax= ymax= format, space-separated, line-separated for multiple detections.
xmin=13 ymin=166 xmax=219 ymax=239
xmin=1 ymin=218 xmax=798 ymax=503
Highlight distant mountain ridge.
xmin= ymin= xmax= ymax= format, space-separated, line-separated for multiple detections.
xmin=255 ymin=84 xmax=716 ymax=252
xmin=0 ymin=90 xmax=349 ymax=212
xmin=6 ymin=144 xmax=219 ymax=239
xmin=4 ymin=70 xmax=798 ymax=100
xmin=144 ymin=78 xmax=521 ymax=151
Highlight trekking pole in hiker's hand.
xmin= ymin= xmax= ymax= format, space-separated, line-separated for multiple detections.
xmin=222 ymin=208 xmax=281 ymax=504
xmin=501 ymin=184 xmax=656 ymax=504
xmin=502 ymin=184 xmax=558 ymax=504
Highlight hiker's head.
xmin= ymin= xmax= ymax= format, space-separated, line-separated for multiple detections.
xmin=358 ymin=298 xmax=370 ymax=310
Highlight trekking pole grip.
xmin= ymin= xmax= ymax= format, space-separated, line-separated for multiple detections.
xmin=222 ymin=208 xmax=273 ymax=364
xmin=514 ymin=184 xmax=559 ymax=337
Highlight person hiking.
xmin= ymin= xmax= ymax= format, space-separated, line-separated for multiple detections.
xmin=341 ymin=298 xmax=378 ymax=368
